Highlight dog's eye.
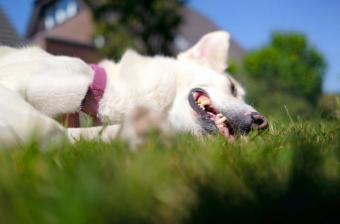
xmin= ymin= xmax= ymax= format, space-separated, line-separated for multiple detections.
xmin=230 ymin=82 xmax=237 ymax=97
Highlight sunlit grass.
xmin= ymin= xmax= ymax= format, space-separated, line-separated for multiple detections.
xmin=0 ymin=120 xmax=339 ymax=223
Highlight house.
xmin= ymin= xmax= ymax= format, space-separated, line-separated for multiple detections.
xmin=0 ymin=7 xmax=21 ymax=46
xmin=26 ymin=0 xmax=245 ymax=63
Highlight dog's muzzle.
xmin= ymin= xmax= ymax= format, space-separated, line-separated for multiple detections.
xmin=188 ymin=88 xmax=268 ymax=139
xmin=250 ymin=112 xmax=269 ymax=131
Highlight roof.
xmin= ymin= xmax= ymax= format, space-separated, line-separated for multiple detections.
xmin=26 ymin=0 xmax=245 ymax=61
xmin=0 ymin=7 xmax=21 ymax=46
xmin=26 ymin=0 xmax=56 ymax=38
xmin=178 ymin=7 xmax=245 ymax=61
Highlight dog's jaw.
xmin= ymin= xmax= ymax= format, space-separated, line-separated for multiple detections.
xmin=188 ymin=88 xmax=235 ymax=140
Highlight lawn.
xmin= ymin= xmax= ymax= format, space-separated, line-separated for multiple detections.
xmin=0 ymin=119 xmax=339 ymax=223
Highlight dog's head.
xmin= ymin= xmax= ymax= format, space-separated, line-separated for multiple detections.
xmin=104 ymin=31 xmax=268 ymax=140
xmin=167 ymin=31 xmax=268 ymax=140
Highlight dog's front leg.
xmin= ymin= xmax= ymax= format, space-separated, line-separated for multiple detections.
xmin=66 ymin=125 xmax=121 ymax=143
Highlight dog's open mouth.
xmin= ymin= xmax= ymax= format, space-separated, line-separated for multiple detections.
xmin=188 ymin=88 xmax=234 ymax=140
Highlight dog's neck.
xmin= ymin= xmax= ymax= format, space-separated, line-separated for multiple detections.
xmin=81 ymin=64 xmax=107 ymax=123
xmin=62 ymin=64 xmax=107 ymax=127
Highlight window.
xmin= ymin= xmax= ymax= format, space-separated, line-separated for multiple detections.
xmin=66 ymin=1 xmax=78 ymax=18
xmin=55 ymin=8 xmax=66 ymax=24
xmin=44 ymin=16 xmax=55 ymax=30
xmin=43 ymin=0 xmax=80 ymax=30
xmin=175 ymin=35 xmax=190 ymax=51
xmin=93 ymin=35 xmax=105 ymax=48
xmin=44 ymin=6 xmax=55 ymax=30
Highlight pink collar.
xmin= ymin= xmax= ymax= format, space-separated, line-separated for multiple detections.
xmin=61 ymin=64 xmax=107 ymax=127
xmin=80 ymin=64 xmax=107 ymax=124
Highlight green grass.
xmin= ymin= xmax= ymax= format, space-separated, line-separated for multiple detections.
xmin=0 ymin=119 xmax=339 ymax=223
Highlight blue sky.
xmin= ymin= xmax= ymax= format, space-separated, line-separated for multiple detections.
xmin=0 ymin=0 xmax=339 ymax=93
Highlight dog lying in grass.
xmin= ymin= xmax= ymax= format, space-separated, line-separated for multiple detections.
xmin=0 ymin=31 xmax=268 ymax=148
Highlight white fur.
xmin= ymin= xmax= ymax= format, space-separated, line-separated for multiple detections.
xmin=0 ymin=31 xmax=255 ymax=147
xmin=177 ymin=31 xmax=230 ymax=73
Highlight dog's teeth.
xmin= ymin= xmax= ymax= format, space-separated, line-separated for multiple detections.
xmin=197 ymin=102 xmax=205 ymax=109
xmin=197 ymin=97 xmax=211 ymax=107
xmin=217 ymin=117 xmax=227 ymax=124
xmin=201 ymin=99 xmax=210 ymax=106
xmin=197 ymin=101 xmax=210 ymax=110
xmin=216 ymin=113 xmax=224 ymax=119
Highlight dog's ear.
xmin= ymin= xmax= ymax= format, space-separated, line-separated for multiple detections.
xmin=177 ymin=31 xmax=230 ymax=73
xmin=120 ymin=49 xmax=142 ymax=63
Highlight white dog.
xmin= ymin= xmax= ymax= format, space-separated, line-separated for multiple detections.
xmin=0 ymin=31 xmax=268 ymax=148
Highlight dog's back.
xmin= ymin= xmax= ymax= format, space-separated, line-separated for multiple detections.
xmin=0 ymin=46 xmax=15 ymax=59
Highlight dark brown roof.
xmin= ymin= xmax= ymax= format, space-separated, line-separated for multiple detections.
xmin=0 ymin=7 xmax=21 ymax=46
xmin=26 ymin=0 xmax=56 ymax=38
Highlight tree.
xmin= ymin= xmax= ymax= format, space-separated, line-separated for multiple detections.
xmin=85 ymin=0 xmax=186 ymax=60
xmin=244 ymin=32 xmax=326 ymax=104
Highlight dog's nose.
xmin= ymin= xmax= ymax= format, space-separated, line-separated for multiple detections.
xmin=250 ymin=112 xmax=268 ymax=130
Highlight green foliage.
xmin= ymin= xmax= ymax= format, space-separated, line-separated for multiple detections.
xmin=318 ymin=95 xmax=340 ymax=120
xmin=242 ymin=76 xmax=315 ymax=121
xmin=226 ymin=60 xmax=240 ymax=76
xmin=0 ymin=120 xmax=339 ymax=223
xmin=244 ymin=32 xmax=326 ymax=104
xmin=85 ymin=0 xmax=186 ymax=60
